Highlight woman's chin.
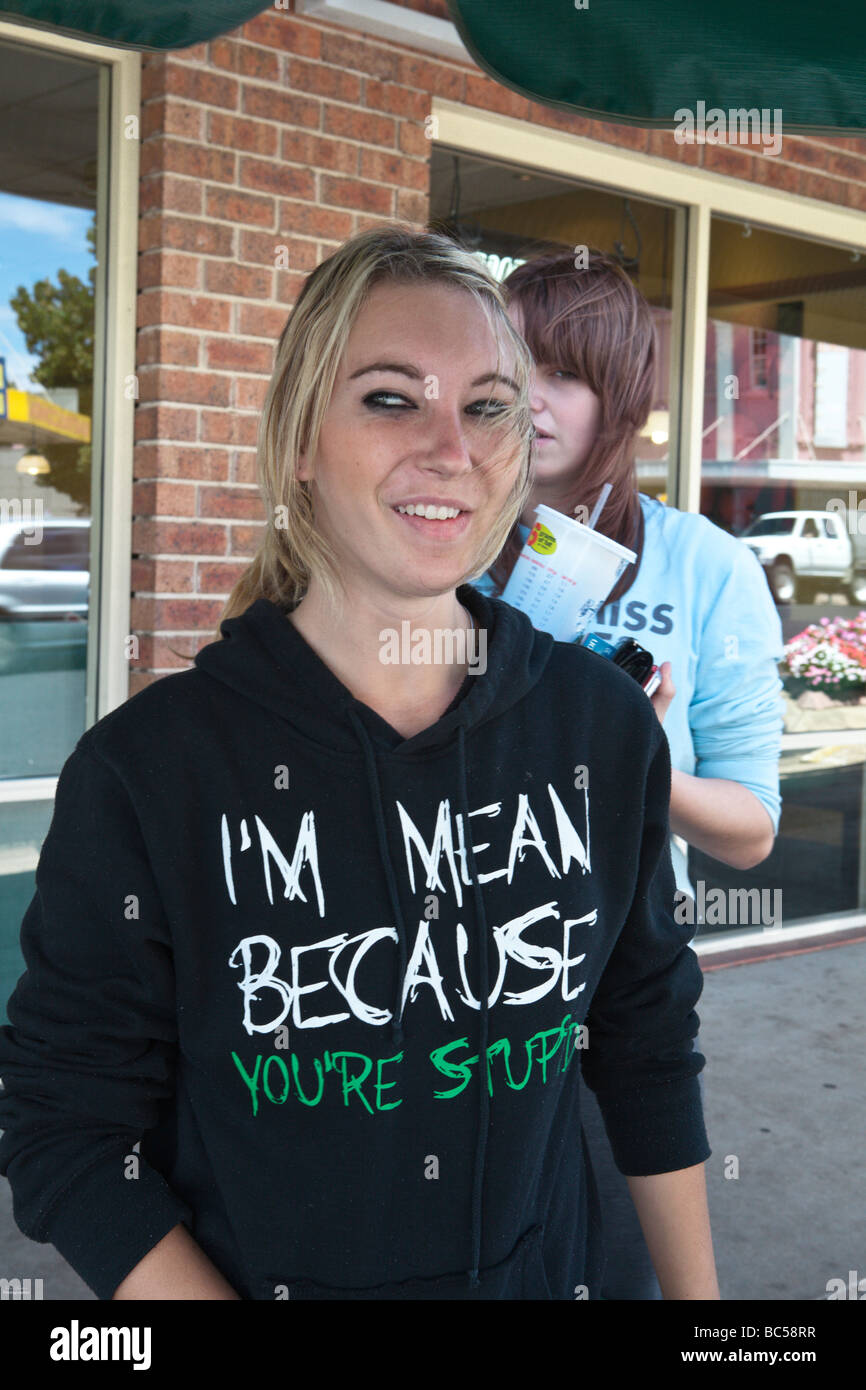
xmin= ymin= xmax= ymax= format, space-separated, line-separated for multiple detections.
xmin=379 ymin=561 xmax=472 ymax=601
xmin=532 ymin=454 xmax=575 ymax=486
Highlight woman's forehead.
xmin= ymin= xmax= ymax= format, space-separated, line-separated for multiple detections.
xmin=344 ymin=286 xmax=519 ymax=377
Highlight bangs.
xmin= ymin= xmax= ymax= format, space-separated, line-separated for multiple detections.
xmin=505 ymin=251 xmax=647 ymax=399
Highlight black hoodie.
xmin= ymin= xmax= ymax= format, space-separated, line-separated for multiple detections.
xmin=0 ymin=584 xmax=709 ymax=1300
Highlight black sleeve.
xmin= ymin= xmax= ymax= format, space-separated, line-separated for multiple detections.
xmin=0 ymin=741 xmax=193 ymax=1299
xmin=581 ymin=722 xmax=711 ymax=1176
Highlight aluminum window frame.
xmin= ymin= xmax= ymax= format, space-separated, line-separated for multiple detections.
xmin=0 ymin=19 xmax=140 ymax=808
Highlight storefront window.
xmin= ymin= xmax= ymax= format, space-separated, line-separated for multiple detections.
xmin=429 ymin=150 xmax=866 ymax=937
xmin=695 ymin=216 xmax=866 ymax=929
xmin=0 ymin=38 xmax=101 ymax=1016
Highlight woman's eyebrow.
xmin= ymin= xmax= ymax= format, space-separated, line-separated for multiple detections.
xmin=347 ymin=360 xmax=518 ymax=391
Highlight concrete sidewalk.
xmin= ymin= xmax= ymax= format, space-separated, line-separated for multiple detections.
xmin=0 ymin=937 xmax=863 ymax=1300
xmin=700 ymin=937 xmax=865 ymax=1300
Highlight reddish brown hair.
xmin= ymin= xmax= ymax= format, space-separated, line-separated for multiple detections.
xmin=488 ymin=246 xmax=658 ymax=603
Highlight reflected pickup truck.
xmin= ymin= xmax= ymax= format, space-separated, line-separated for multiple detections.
xmin=739 ymin=510 xmax=863 ymax=604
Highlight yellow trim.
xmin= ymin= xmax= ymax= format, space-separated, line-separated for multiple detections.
xmin=3 ymin=388 xmax=91 ymax=443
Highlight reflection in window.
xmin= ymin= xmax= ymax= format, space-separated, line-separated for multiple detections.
xmin=750 ymin=327 xmax=769 ymax=390
xmin=699 ymin=215 xmax=866 ymax=929
xmin=0 ymin=40 xmax=98 ymax=775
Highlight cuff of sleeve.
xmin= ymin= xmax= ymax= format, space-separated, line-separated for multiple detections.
xmin=41 ymin=1147 xmax=194 ymax=1300
xmin=594 ymin=1075 xmax=711 ymax=1177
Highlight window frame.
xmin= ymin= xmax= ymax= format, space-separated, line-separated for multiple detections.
xmin=0 ymin=19 xmax=140 ymax=809
xmin=432 ymin=98 xmax=866 ymax=937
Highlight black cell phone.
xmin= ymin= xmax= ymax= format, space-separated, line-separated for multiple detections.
xmin=579 ymin=632 xmax=662 ymax=697
xmin=611 ymin=638 xmax=662 ymax=697
xmin=611 ymin=638 xmax=653 ymax=682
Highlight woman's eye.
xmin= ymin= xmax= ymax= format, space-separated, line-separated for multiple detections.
xmin=363 ymin=391 xmax=413 ymax=409
xmin=552 ymin=369 xmax=577 ymax=380
xmin=362 ymin=391 xmax=510 ymax=417
xmin=468 ymin=398 xmax=510 ymax=418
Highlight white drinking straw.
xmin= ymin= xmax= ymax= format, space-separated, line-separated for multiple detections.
xmin=586 ymin=482 xmax=612 ymax=531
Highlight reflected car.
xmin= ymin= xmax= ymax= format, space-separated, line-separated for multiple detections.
xmin=739 ymin=510 xmax=857 ymax=604
xmin=0 ymin=517 xmax=90 ymax=672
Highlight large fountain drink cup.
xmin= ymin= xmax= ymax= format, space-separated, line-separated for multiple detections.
xmin=501 ymin=503 xmax=637 ymax=641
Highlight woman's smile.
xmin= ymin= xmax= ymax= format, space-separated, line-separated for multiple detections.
xmin=389 ymin=497 xmax=474 ymax=539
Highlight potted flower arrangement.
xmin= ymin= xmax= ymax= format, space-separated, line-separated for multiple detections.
xmin=782 ymin=613 xmax=866 ymax=697
xmin=780 ymin=613 xmax=866 ymax=730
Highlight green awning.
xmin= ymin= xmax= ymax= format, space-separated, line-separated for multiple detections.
xmin=0 ymin=1 xmax=269 ymax=50
xmin=446 ymin=0 xmax=866 ymax=135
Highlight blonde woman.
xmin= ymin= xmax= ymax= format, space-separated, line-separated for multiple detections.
xmin=0 ymin=226 xmax=718 ymax=1301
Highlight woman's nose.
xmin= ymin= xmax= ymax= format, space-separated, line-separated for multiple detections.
xmin=425 ymin=410 xmax=473 ymax=471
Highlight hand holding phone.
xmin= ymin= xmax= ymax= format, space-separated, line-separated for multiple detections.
xmin=647 ymin=659 xmax=675 ymax=725
xmin=580 ymin=633 xmax=662 ymax=699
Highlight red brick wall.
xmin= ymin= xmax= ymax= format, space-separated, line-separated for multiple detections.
xmin=130 ymin=1 xmax=866 ymax=690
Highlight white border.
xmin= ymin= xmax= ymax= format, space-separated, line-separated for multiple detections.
xmin=296 ymin=0 xmax=473 ymax=63
xmin=695 ymin=912 xmax=866 ymax=957
xmin=95 ymin=46 xmax=140 ymax=722
xmin=0 ymin=777 xmax=57 ymax=802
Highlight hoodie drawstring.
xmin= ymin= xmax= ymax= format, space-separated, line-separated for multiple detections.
xmin=347 ymin=708 xmax=408 ymax=1047
xmin=456 ymin=722 xmax=491 ymax=1289
xmin=346 ymin=709 xmax=491 ymax=1293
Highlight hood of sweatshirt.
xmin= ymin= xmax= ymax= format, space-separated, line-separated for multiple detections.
xmin=194 ymin=583 xmax=553 ymax=1289
xmin=195 ymin=583 xmax=552 ymax=756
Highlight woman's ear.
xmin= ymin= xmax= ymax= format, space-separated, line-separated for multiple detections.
xmin=296 ymin=449 xmax=313 ymax=483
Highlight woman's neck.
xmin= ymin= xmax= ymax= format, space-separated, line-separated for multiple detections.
xmin=520 ymin=480 xmax=575 ymax=528
xmin=286 ymin=581 xmax=478 ymax=736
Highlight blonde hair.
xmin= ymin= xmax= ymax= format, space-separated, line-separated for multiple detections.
xmin=214 ymin=223 xmax=535 ymax=636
